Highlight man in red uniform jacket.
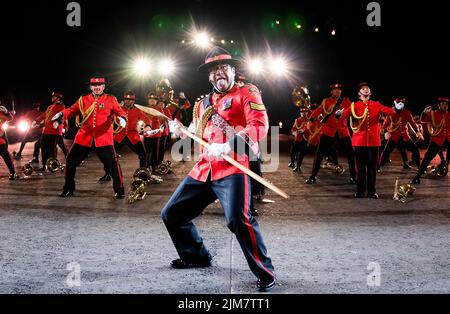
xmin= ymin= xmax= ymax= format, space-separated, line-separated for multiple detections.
xmin=306 ymin=84 xmax=355 ymax=184
xmin=141 ymin=92 xmax=165 ymax=171
xmin=100 ymin=91 xmax=149 ymax=182
xmin=411 ymin=97 xmax=450 ymax=184
xmin=290 ymin=108 xmax=311 ymax=172
xmin=162 ymin=47 xmax=276 ymax=292
xmin=53 ymin=75 xmax=127 ymax=199
xmin=40 ymin=92 xmax=67 ymax=171
xmin=379 ymin=98 xmax=422 ymax=171
xmin=337 ymin=82 xmax=394 ymax=198
xmin=0 ymin=105 xmax=18 ymax=179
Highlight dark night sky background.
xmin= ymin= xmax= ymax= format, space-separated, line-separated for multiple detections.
xmin=0 ymin=0 xmax=448 ymax=129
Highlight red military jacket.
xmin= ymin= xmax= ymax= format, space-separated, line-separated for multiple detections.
xmin=291 ymin=117 xmax=309 ymax=142
xmin=165 ymin=98 xmax=191 ymax=124
xmin=64 ymin=93 xmax=126 ymax=147
xmin=188 ymin=83 xmax=269 ymax=182
xmin=114 ymin=105 xmax=149 ymax=145
xmin=43 ymin=103 xmax=66 ymax=135
xmin=161 ymin=104 xmax=171 ymax=137
xmin=382 ymin=109 xmax=419 ymax=143
xmin=0 ymin=111 xmax=13 ymax=145
xmin=311 ymin=97 xmax=352 ymax=138
xmin=421 ymin=110 xmax=450 ymax=146
xmin=341 ymin=100 xmax=393 ymax=147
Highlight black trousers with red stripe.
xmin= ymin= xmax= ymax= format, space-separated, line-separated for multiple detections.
xmin=41 ymin=134 xmax=58 ymax=168
xmin=354 ymin=146 xmax=379 ymax=195
xmin=379 ymin=138 xmax=420 ymax=168
xmin=161 ymin=173 xmax=275 ymax=282
xmin=143 ymin=137 xmax=160 ymax=171
xmin=311 ymin=134 xmax=356 ymax=179
xmin=416 ymin=140 xmax=449 ymax=178
xmin=63 ymin=143 xmax=124 ymax=194
xmin=115 ymin=137 xmax=147 ymax=168
xmin=0 ymin=143 xmax=15 ymax=174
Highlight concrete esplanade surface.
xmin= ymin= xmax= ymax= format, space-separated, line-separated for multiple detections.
xmin=0 ymin=135 xmax=449 ymax=294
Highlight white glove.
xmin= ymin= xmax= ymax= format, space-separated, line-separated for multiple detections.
xmin=0 ymin=106 xmax=8 ymax=113
xmin=207 ymin=142 xmax=232 ymax=158
xmin=187 ymin=123 xmax=196 ymax=134
xmin=31 ymin=121 xmax=38 ymax=128
xmin=118 ymin=116 xmax=127 ymax=128
xmin=144 ymin=129 xmax=158 ymax=137
xmin=169 ymin=119 xmax=183 ymax=137
xmin=179 ymin=92 xmax=186 ymax=99
xmin=52 ymin=111 xmax=64 ymax=122
xmin=335 ymin=108 xmax=344 ymax=117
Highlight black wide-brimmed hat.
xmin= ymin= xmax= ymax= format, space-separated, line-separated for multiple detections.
xmin=88 ymin=72 xmax=107 ymax=85
xmin=197 ymin=46 xmax=241 ymax=74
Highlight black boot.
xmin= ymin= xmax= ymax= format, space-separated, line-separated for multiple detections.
xmin=98 ymin=174 xmax=112 ymax=182
xmin=305 ymin=176 xmax=317 ymax=184
xmin=60 ymin=190 xmax=74 ymax=197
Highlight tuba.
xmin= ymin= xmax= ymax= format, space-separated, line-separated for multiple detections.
xmin=46 ymin=158 xmax=64 ymax=173
xmin=127 ymin=167 xmax=152 ymax=204
xmin=292 ymin=86 xmax=311 ymax=109
xmin=22 ymin=162 xmax=34 ymax=177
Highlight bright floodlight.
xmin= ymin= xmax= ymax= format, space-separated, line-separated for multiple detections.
xmin=17 ymin=120 xmax=30 ymax=133
xmin=158 ymin=59 xmax=175 ymax=76
xmin=269 ymin=57 xmax=288 ymax=76
xmin=1 ymin=123 xmax=8 ymax=131
xmin=193 ymin=32 xmax=210 ymax=48
xmin=133 ymin=58 xmax=151 ymax=77
xmin=248 ymin=58 xmax=264 ymax=76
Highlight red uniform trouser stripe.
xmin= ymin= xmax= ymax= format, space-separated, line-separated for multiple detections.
xmin=243 ymin=174 xmax=274 ymax=278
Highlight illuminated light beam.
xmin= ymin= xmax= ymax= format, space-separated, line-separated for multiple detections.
xmin=269 ymin=57 xmax=289 ymax=77
xmin=158 ymin=59 xmax=176 ymax=76
xmin=17 ymin=120 xmax=30 ymax=133
xmin=192 ymin=31 xmax=210 ymax=49
xmin=247 ymin=58 xmax=264 ymax=76
xmin=133 ymin=57 xmax=151 ymax=77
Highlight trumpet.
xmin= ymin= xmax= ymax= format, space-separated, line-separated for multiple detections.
xmin=428 ymin=162 xmax=448 ymax=177
xmin=22 ymin=162 xmax=34 ymax=177
xmin=127 ymin=167 xmax=152 ymax=204
xmin=155 ymin=160 xmax=172 ymax=175
xmin=46 ymin=158 xmax=65 ymax=173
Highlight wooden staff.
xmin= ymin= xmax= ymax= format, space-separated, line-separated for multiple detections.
xmin=135 ymin=104 xmax=290 ymax=199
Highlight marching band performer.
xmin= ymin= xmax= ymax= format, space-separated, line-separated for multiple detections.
xmin=337 ymin=82 xmax=394 ymax=198
xmin=411 ymin=97 xmax=449 ymax=184
xmin=99 ymin=91 xmax=148 ymax=182
xmin=143 ymin=92 xmax=165 ymax=172
xmin=0 ymin=104 xmax=18 ymax=180
xmin=162 ymin=47 xmax=276 ymax=292
xmin=52 ymin=74 xmax=127 ymax=199
xmin=290 ymin=107 xmax=311 ymax=172
xmin=306 ymin=84 xmax=356 ymax=184
xmin=40 ymin=92 xmax=67 ymax=171
xmin=378 ymin=98 xmax=422 ymax=171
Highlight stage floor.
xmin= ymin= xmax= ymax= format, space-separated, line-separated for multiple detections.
xmin=0 ymin=137 xmax=449 ymax=293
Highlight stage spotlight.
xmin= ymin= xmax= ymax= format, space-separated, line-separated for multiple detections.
xmin=158 ymin=59 xmax=175 ymax=76
xmin=269 ymin=57 xmax=288 ymax=77
xmin=133 ymin=57 xmax=151 ymax=77
xmin=17 ymin=120 xmax=30 ymax=133
xmin=248 ymin=58 xmax=264 ymax=76
xmin=192 ymin=31 xmax=210 ymax=49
